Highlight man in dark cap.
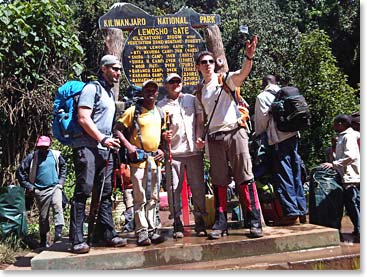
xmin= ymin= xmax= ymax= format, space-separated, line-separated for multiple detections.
xmin=69 ymin=54 xmax=127 ymax=254
xmin=114 ymin=79 xmax=166 ymax=246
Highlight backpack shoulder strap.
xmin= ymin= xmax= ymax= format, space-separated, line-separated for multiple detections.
xmin=218 ymin=73 xmax=232 ymax=95
xmin=265 ymin=89 xmax=279 ymax=100
xmin=50 ymin=150 xmax=61 ymax=174
xmin=219 ymin=72 xmax=241 ymax=105
xmin=156 ymin=106 xmax=165 ymax=128
xmin=29 ymin=151 xmax=38 ymax=184
xmin=88 ymin=81 xmax=102 ymax=103
xmin=194 ymin=81 xmax=205 ymax=114
xmin=132 ymin=104 xmax=144 ymax=150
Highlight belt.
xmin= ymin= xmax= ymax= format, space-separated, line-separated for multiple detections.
xmin=208 ymin=127 xmax=239 ymax=141
xmin=143 ymin=150 xmax=159 ymax=158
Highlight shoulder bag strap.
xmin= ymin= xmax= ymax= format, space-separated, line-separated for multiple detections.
xmin=201 ymin=73 xmax=230 ymax=140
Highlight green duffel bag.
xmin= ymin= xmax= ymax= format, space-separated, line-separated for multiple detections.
xmin=309 ymin=166 xmax=344 ymax=230
xmin=0 ymin=185 xmax=28 ymax=239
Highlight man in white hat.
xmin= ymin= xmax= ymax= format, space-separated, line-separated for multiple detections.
xmin=69 ymin=54 xmax=127 ymax=254
xmin=114 ymin=79 xmax=166 ymax=246
xmin=157 ymin=73 xmax=207 ymax=238
xmin=17 ymin=136 xmax=66 ymax=248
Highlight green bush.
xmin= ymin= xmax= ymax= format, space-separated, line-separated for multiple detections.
xmin=292 ymin=29 xmax=359 ymax=167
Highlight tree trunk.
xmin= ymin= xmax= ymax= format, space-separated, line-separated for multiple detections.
xmin=205 ymin=25 xmax=228 ymax=74
xmin=102 ymin=28 xmax=124 ymax=100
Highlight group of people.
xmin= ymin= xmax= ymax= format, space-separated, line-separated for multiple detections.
xmin=16 ymin=34 xmax=360 ymax=254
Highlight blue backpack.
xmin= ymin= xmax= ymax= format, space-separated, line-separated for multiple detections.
xmin=52 ymin=81 xmax=100 ymax=145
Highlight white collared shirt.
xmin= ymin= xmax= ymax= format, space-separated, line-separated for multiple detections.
xmin=157 ymin=93 xmax=202 ymax=157
xmin=200 ymin=72 xmax=240 ymax=134
xmin=333 ymin=127 xmax=360 ymax=184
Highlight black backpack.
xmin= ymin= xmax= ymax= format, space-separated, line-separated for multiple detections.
xmin=270 ymin=86 xmax=311 ymax=132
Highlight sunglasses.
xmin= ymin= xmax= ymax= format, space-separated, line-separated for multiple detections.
xmin=200 ymin=59 xmax=215 ymax=65
xmin=111 ymin=66 xmax=122 ymax=72
xmin=168 ymin=79 xmax=182 ymax=84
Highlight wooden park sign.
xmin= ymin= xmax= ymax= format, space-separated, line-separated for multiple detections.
xmin=99 ymin=3 xmax=221 ymax=90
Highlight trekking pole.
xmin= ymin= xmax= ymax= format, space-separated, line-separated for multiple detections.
xmin=87 ymin=150 xmax=112 ymax=245
xmin=165 ymin=112 xmax=177 ymax=240
xmin=115 ymin=148 xmax=125 ymax=193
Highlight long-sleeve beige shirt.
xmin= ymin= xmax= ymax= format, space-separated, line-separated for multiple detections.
xmin=333 ymin=127 xmax=360 ymax=184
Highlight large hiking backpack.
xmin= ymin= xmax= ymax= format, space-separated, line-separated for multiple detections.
xmin=52 ymin=81 xmax=100 ymax=145
xmin=249 ymin=132 xmax=271 ymax=179
xmin=270 ymin=86 xmax=311 ymax=132
xmin=256 ymin=181 xmax=283 ymax=226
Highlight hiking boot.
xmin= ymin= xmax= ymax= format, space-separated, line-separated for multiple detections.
xmin=72 ymin=242 xmax=90 ymax=254
xmin=54 ymin=225 xmax=63 ymax=242
xmin=208 ymin=211 xmax=228 ymax=240
xmin=352 ymin=230 xmax=360 ymax=243
xmin=196 ymin=230 xmax=207 ymax=237
xmin=39 ymin=241 xmax=50 ymax=248
xmin=173 ymin=218 xmax=184 ymax=239
xmin=212 ymin=211 xmax=228 ymax=230
xmin=208 ymin=229 xmax=228 ymax=240
xmin=275 ymin=215 xmax=298 ymax=226
xmin=39 ymin=233 xmax=49 ymax=248
xmin=249 ymin=227 xmax=264 ymax=238
xmin=105 ymin=236 xmax=128 ymax=247
xmin=54 ymin=233 xmax=62 ymax=242
xmin=299 ymin=215 xmax=307 ymax=224
xmin=173 ymin=231 xmax=184 ymax=239
xmin=194 ymin=216 xmax=206 ymax=236
xmin=353 ymin=236 xmax=360 ymax=243
xmin=149 ymin=231 xmax=165 ymax=244
xmin=137 ymin=230 xmax=151 ymax=246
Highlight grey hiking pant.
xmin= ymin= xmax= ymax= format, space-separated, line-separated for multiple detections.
xmin=34 ymin=185 xmax=65 ymax=235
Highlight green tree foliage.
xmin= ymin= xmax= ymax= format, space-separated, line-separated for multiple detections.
xmin=291 ymin=29 xmax=359 ymax=166
xmin=277 ymin=0 xmax=360 ymax=87
xmin=0 ymin=0 xmax=84 ymax=184
xmin=215 ymin=0 xmax=300 ymax=83
xmin=208 ymin=0 xmax=303 ymax=110
xmin=0 ymin=0 xmax=359 ymax=183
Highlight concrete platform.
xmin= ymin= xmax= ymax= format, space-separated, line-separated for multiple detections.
xmin=30 ymin=223 xmax=341 ymax=270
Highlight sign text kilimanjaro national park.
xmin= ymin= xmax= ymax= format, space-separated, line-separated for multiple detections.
xmin=99 ymin=3 xmax=221 ymax=88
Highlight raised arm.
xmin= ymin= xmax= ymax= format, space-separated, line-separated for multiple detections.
xmin=230 ymin=35 xmax=258 ymax=88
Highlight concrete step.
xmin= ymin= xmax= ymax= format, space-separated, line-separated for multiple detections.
xmin=145 ymin=243 xmax=360 ymax=270
xmin=30 ymin=223 xmax=341 ymax=270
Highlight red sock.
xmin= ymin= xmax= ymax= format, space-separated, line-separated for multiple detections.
xmin=217 ymin=186 xmax=227 ymax=213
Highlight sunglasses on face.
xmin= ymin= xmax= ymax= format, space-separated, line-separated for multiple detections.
xmin=168 ymin=79 xmax=182 ymax=84
xmin=110 ymin=66 xmax=122 ymax=72
xmin=200 ymin=59 xmax=215 ymax=65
